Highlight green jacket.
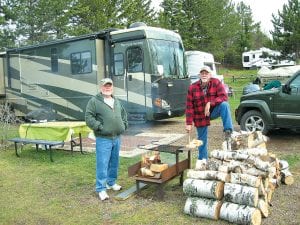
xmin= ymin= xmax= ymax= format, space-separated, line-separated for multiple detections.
xmin=85 ymin=93 xmax=128 ymax=138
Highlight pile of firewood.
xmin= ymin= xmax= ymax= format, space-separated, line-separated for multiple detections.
xmin=183 ymin=131 xmax=294 ymax=225
xmin=138 ymin=151 xmax=169 ymax=178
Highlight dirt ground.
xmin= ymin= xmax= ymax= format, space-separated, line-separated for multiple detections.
xmin=126 ymin=118 xmax=300 ymax=225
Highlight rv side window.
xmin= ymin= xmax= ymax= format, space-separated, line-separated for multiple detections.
xmin=243 ymin=56 xmax=249 ymax=62
xmin=114 ymin=53 xmax=124 ymax=76
xmin=127 ymin=47 xmax=143 ymax=73
xmin=51 ymin=48 xmax=58 ymax=72
xmin=70 ymin=51 xmax=92 ymax=75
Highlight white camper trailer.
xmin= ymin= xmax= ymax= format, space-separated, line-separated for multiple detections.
xmin=185 ymin=51 xmax=219 ymax=83
xmin=242 ymin=47 xmax=295 ymax=69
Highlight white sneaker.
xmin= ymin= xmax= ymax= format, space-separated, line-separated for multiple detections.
xmin=98 ymin=191 xmax=109 ymax=201
xmin=106 ymin=183 xmax=122 ymax=191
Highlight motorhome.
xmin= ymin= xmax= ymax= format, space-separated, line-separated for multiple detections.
xmin=0 ymin=24 xmax=190 ymax=122
xmin=242 ymin=47 xmax=295 ymax=69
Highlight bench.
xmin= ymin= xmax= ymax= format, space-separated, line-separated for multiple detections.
xmin=8 ymin=138 xmax=65 ymax=162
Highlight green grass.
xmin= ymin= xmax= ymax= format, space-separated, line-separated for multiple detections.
xmin=0 ymin=147 xmax=214 ymax=225
xmin=221 ymin=68 xmax=258 ymax=113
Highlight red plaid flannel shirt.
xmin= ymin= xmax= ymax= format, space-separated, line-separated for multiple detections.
xmin=185 ymin=78 xmax=228 ymax=127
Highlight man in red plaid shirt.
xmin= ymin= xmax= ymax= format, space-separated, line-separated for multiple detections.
xmin=185 ymin=66 xmax=233 ymax=165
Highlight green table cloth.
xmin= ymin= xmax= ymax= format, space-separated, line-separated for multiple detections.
xmin=19 ymin=121 xmax=91 ymax=141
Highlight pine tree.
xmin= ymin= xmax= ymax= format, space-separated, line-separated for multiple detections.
xmin=271 ymin=0 xmax=300 ymax=62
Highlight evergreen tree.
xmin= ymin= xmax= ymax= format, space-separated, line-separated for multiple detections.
xmin=271 ymin=0 xmax=300 ymax=62
xmin=0 ymin=0 xmax=19 ymax=49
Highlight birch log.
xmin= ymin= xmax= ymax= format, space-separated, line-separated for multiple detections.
xmin=207 ymin=158 xmax=223 ymax=171
xmin=210 ymin=150 xmax=250 ymax=160
xmin=184 ymin=197 xmax=222 ymax=220
xmin=183 ymin=179 xmax=224 ymax=200
xmin=280 ymin=169 xmax=294 ymax=185
xmin=220 ymin=202 xmax=262 ymax=225
xmin=224 ymin=183 xmax=259 ymax=207
xmin=236 ymin=148 xmax=268 ymax=156
xmin=187 ymin=169 xmax=230 ymax=182
xmin=230 ymin=173 xmax=261 ymax=188
xmin=257 ymin=198 xmax=269 ymax=218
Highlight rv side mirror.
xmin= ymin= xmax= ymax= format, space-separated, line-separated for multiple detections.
xmin=157 ymin=65 xmax=164 ymax=76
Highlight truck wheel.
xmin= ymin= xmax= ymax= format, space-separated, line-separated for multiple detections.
xmin=240 ymin=110 xmax=268 ymax=134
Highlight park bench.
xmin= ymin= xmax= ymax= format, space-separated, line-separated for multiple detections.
xmin=8 ymin=137 xmax=64 ymax=162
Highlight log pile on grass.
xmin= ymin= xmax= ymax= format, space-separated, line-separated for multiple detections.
xmin=183 ymin=131 xmax=294 ymax=225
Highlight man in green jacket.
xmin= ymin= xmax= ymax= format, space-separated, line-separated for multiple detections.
xmin=85 ymin=78 xmax=128 ymax=201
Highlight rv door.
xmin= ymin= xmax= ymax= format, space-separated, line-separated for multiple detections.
xmin=112 ymin=42 xmax=146 ymax=121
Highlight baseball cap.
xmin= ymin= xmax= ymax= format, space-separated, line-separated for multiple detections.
xmin=200 ymin=66 xmax=212 ymax=74
xmin=100 ymin=78 xmax=113 ymax=85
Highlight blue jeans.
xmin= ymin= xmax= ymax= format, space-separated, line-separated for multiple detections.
xmin=95 ymin=136 xmax=121 ymax=192
xmin=196 ymin=102 xmax=233 ymax=159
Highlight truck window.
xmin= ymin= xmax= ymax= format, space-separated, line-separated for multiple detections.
xmin=127 ymin=47 xmax=143 ymax=73
xmin=70 ymin=51 xmax=92 ymax=75
xmin=113 ymin=53 xmax=124 ymax=76
xmin=290 ymin=75 xmax=300 ymax=94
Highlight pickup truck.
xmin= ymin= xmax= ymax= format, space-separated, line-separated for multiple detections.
xmin=235 ymin=70 xmax=300 ymax=134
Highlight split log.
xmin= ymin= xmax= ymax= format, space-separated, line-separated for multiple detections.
xmin=247 ymin=131 xmax=268 ymax=148
xmin=266 ymin=182 xmax=276 ymax=203
xmin=230 ymin=173 xmax=261 ymax=188
xmin=187 ymin=169 xmax=230 ymax=182
xmin=183 ymin=178 xmax=224 ymax=200
xmin=258 ymin=179 xmax=267 ymax=197
xmin=186 ymin=139 xmax=203 ymax=149
xmin=224 ymin=183 xmax=259 ymax=207
xmin=220 ymin=202 xmax=262 ymax=225
xmin=257 ymin=198 xmax=269 ymax=218
xmin=150 ymin=163 xmax=168 ymax=172
xmin=140 ymin=167 xmax=154 ymax=177
xmin=280 ymin=169 xmax=294 ymax=185
xmin=184 ymin=197 xmax=222 ymax=220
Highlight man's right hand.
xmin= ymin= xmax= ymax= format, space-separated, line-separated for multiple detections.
xmin=185 ymin=125 xmax=192 ymax=133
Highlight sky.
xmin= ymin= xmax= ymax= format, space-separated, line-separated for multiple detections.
xmin=232 ymin=0 xmax=289 ymax=34
xmin=151 ymin=0 xmax=289 ymax=35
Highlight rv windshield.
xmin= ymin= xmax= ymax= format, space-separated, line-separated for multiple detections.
xmin=149 ymin=39 xmax=185 ymax=79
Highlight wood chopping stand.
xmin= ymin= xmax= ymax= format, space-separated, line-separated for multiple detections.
xmin=128 ymin=145 xmax=192 ymax=199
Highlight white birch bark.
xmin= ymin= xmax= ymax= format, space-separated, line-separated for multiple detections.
xmin=220 ymin=202 xmax=262 ymax=225
xmin=187 ymin=169 xmax=230 ymax=182
xmin=184 ymin=197 xmax=222 ymax=220
xmin=224 ymin=183 xmax=259 ymax=207
xmin=230 ymin=173 xmax=261 ymax=188
xmin=183 ymin=178 xmax=224 ymax=200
